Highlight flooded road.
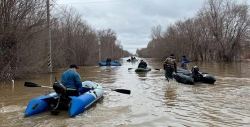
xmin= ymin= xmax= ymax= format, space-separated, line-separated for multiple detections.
xmin=0 ymin=58 xmax=250 ymax=127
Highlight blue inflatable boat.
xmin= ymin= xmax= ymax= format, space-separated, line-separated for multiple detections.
xmin=24 ymin=81 xmax=104 ymax=117
xmin=99 ymin=61 xmax=121 ymax=66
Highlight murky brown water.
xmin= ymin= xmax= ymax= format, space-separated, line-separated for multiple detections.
xmin=0 ymin=58 xmax=250 ymax=127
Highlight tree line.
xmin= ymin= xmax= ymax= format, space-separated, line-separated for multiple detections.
xmin=137 ymin=0 xmax=250 ymax=62
xmin=0 ymin=0 xmax=130 ymax=81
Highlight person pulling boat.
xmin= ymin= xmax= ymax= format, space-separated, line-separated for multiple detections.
xmin=163 ymin=54 xmax=177 ymax=80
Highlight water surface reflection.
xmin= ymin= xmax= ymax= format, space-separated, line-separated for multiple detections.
xmin=0 ymin=58 xmax=250 ymax=127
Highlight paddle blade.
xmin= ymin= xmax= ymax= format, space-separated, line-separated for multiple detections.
xmin=112 ymin=89 xmax=131 ymax=94
xmin=24 ymin=82 xmax=41 ymax=87
xmin=128 ymin=68 xmax=134 ymax=70
xmin=154 ymin=68 xmax=160 ymax=70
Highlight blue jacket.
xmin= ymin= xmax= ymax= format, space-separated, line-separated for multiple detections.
xmin=61 ymin=69 xmax=82 ymax=90
xmin=182 ymin=58 xmax=190 ymax=63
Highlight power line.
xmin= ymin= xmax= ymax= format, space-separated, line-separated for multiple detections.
xmin=51 ymin=0 xmax=72 ymax=17
xmin=50 ymin=0 xmax=132 ymax=50
xmin=57 ymin=0 xmax=130 ymax=5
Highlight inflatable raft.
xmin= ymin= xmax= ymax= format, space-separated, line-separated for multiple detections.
xmin=24 ymin=81 xmax=104 ymax=118
xmin=99 ymin=61 xmax=121 ymax=66
xmin=135 ymin=67 xmax=151 ymax=72
xmin=127 ymin=59 xmax=138 ymax=62
xmin=166 ymin=67 xmax=216 ymax=85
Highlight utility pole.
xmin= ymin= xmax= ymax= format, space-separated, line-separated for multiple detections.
xmin=121 ymin=45 xmax=123 ymax=58
xmin=112 ymin=44 xmax=113 ymax=59
xmin=47 ymin=0 xmax=52 ymax=72
xmin=98 ymin=39 xmax=101 ymax=62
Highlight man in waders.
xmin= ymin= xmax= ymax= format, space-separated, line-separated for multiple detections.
xmin=181 ymin=55 xmax=190 ymax=70
xmin=163 ymin=54 xmax=177 ymax=81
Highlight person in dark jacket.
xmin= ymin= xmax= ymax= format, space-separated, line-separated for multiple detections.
xmin=181 ymin=55 xmax=190 ymax=70
xmin=61 ymin=64 xmax=90 ymax=96
xmin=138 ymin=60 xmax=147 ymax=68
xmin=163 ymin=54 xmax=177 ymax=80
xmin=106 ymin=57 xmax=111 ymax=65
xmin=191 ymin=66 xmax=203 ymax=82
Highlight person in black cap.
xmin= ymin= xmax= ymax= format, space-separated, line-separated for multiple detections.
xmin=61 ymin=64 xmax=90 ymax=96
xmin=163 ymin=54 xmax=177 ymax=80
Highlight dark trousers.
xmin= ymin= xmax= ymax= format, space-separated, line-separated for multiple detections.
xmin=106 ymin=62 xmax=111 ymax=65
xmin=138 ymin=65 xmax=146 ymax=68
xmin=165 ymin=66 xmax=174 ymax=79
xmin=65 ymin=90 xmax=79 ymax=96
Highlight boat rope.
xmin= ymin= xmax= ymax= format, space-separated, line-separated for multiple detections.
xmin=52 ymin=93 xmax=62 ymax=110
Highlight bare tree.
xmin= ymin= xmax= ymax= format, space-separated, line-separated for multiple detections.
xmin=0 ymin=0 xmax=48 ymax=80
xmin=138 ymin=0 xmax=250 ymax=62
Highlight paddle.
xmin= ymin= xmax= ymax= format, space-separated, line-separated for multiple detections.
xmin=109 ymin=88 xmax=130 ymax=94
xmin=24 ymin=82 xmax=130 ymax=94
xmin=128 ymin=68 xmax=136 ymax=70
xmin=95 ymin=88 xmax=130 ymax=94
xmin=24 ymin=82 xmax=53 ymax=88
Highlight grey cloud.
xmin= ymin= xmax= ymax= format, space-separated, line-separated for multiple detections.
xmin=57 ymin=0 xmax=206 ymax=53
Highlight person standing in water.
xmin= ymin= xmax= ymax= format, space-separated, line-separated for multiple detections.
xmin=163 ymin=54 xmax=177 ymax=80
xmin=181 ymin=55 xmax=190 ymax=70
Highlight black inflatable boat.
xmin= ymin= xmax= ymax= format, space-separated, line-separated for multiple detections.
xmin=167 ymin=66 xmax=216 ymax=85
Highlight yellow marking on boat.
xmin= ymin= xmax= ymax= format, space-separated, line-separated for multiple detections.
xmin=66 ymin=88 xmax=76 ymax=90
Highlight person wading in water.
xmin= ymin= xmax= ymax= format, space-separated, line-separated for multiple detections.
xmin=163 ymin=54 xmax=177 ymax=81
xmin=181 ymin=55 xmax=190 ymax=70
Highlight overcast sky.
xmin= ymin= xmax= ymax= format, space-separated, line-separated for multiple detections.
xmin=55 ymin=0 xmax=248 ymax=54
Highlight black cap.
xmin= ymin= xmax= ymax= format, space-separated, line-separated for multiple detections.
xmin=170 ymin=54 xmax=174 ymax=56
xmin=70 ymin=64 xmax=79 ymax=69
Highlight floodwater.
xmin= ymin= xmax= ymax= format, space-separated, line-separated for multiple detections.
xmin=0 ymin=57 xmax=250 ymax=127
